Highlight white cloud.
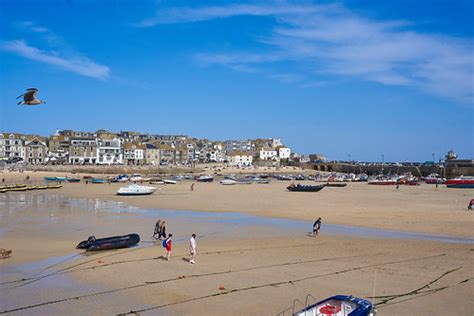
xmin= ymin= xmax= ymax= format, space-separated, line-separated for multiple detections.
xmin=139 ymin=2 xmax=474 ymax=103
xmin=1 ymin=40 xmax=110 ymax=79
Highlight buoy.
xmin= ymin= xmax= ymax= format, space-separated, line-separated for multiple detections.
xmin=219 ymin=285 xmax=225 ymax=290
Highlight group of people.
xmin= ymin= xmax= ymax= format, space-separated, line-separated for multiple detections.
xmin=153 ymin=219 xmax=197 ymax=264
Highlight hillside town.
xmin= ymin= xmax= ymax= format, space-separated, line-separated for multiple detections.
xmin=0 ymin=130 xmax=304 ymax=167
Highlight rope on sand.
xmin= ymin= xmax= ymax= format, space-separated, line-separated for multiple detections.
xmin=0 ymin=253 xmax=445 ymax=314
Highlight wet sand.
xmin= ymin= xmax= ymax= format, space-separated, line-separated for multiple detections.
xmin=1 ymin=171 xmax=473 ymax=315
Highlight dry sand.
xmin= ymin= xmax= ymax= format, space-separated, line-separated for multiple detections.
xmin=1 ymin=170 xmax=473 ymax=315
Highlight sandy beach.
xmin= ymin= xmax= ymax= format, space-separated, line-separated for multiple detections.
xmin=1 ymin=170 xmax=473 ymax=315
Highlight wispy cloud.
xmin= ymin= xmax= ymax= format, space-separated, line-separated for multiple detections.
xmin=4 ymin=22 xmax=110 ymax=80
xmin=137 ymin=2 xmax=474 ymax=103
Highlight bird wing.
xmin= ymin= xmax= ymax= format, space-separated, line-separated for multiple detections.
xmin=16 ymin=93 xmax=26 ymax=100
xmin=27 ymin=88 xmax=38 ymax=91
xmin=23 ymin=90 xmax=38 ymax=102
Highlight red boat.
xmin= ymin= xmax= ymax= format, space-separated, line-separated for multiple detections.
xmin=445 ymin=176 xmax=474 ymax=189
xmin=424 ymin=173 xmax=445 ymax=184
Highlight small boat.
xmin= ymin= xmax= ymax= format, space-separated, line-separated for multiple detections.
xmin=287 ymin=184 xmax=325 ymax=192
xmin=67 ymin=178 xmax=80 ymax=183
xmin=150 ymin=180 xmax=165 ymax=185
xmin=44 ymin=176 xmax=68 ymax=182
xmin=91 ymin=178 xmax=106 ymax=184
xmin=164 ymin=179 xmax=177 ymax=185
xmin=46 ymin=184 xmax=63 ymax=189
xmin=445 ymin=176 xmax=474 ymax=188
xmin=325 ymin=182 xmax=347 ymax=187
xmin=76 ymin=233 xmax=140 ymax=251
xmin=129 ymin=174 xmax=143 ymax=182
xmin=255 ymin=178 xmax=271 ymax=184
xmin=424 ymin=173 xmax=445 ymax=184
xmin=293 ymin=295 xmax=376 ymax=316
xmin=117 ymin=184 xmax=156 ymax=195
xmin=277 ymin=175 xmax=293 ymax=181
xmin=197 ymin=175 xmax=214 ymax=182
xmin=295 ymin=174 xmax=306 ymax=180
xmin=0 ymin=189 xmax=7 ymax=193
xmin=368 ymin=179 xmax=397 ymax=185
xmin=220 ymin=179 xmax=237 ymax=185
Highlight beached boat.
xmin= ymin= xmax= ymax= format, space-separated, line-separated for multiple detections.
xmin=325 ymin=182 xmax=347 ymax=187
xmin=197 ymin=175 xmax=214 ymax=182
xmin=220 ymin=179 xmax=237 ymax=185
xmin=255 ymin=178 xmax=271 ymax=184
xmin=445 ymin=176 xmax=474 ymax=188
xmin=67 ymin=178 xmax=80 ymax=183
xmin=150 ymin=180 xmax=165 ymax=185
xmin=46 ymin=184 xmax=63 ymax=189
xmin=129 ymin=174 xmax=143 ymax=182
xmin=287 ymin=184 xmax=325 ymax=192
xmin=424 ymin=173 xmax=445 ymax=184
xmin=76 ymin=233 xmax=140 ymax=251
xmin=44 ymin=176 xmax=68 ymax=182
xmin=368 ymin=179 xmax=397 ymax=185
xmin=292 ymin=295 xmax=376 ymax=316
xmin=164 ymin=179 xmax=177 ymax=185
xmin=117 ymin=184 xmax=156 ymax=195
xmin=91 ymin=178 xmax=106 ymax=184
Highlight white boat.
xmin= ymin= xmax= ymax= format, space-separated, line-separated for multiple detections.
xmin=117 ymin=184 xmax=156 ymax=196
xmin=150 ymin=180 xmax=165 ymax=185
xmin=197 ymin=175 xmax=214 ymax=182
xmin=129 ymin=174 xmax=143 ymax=182
xmin=164 ymin=179 xmax=177 ymax=185
xmin=220 ymin=179 xmax=237 ymax=185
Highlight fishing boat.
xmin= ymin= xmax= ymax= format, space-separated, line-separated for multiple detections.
xmin=197 ymin=175 xmax=214 ymax=182
xmin=91 ymin=178 xmax=106 ymax=184
xmin=76 ymin=233 xmax=140 ymax=251
xmin=445 ymin=176 xmax=474 ymax=188
xmin=220 ymin=179 xmax=237 ymax=185
xmin=117 ymin=184 xmax=156 ymax=195
xmin=287 ymin=184 xmax=325 ymax=192
xmin=292 ymin=295 xmax=376 ymax=316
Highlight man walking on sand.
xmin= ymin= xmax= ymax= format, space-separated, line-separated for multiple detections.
xmin=189 ymin=233 xmax=197 ymax=264
xmin=163 ymin=234 xmax=172 ymax=261
xmin=313 ymin=217 xmax=322 ymax=237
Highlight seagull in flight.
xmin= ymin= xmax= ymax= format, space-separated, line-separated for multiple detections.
xmin=16 ymin=88 xmax=46 ymax=105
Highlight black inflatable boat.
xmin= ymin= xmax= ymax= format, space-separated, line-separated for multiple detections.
xmin=76 ymin=233 xmax=140 ymax=251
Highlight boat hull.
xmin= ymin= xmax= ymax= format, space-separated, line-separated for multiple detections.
xmin=287 ymin=184 xmax=325 ymax=192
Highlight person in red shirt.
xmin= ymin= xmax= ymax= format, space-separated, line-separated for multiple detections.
xmin=164 ymin=234 xmax=173 ymax=261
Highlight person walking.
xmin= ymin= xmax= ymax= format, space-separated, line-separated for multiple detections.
xmin=189 ymin=233 xmax=197 ymax=264
xmin=190 ymin=183 xmax=195 ymax=191
xmin=152 ymin=219 xmax=161 ymax=239
xmin=163 ymin=234 xmax=173 ymax=261
xmin=312 ymin=217 xmax=322 ymax=237
xmin=158 ymin=221 xmax=167 ymax=240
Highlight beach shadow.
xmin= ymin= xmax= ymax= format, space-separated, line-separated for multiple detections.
xmin=181 ymin=258 xmax=190 ymax=263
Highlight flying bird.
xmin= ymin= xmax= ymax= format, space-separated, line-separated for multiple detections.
xmin=16 ymin=88 xmax=46 ymax=105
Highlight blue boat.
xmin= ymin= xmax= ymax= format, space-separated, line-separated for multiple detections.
xmin=293 ymin=295 xmax=376 ymax=316
xmin=44 ymin=176 xmax=68 ymax=182
xmin=91 ymin=178 xmax=106 ymax=184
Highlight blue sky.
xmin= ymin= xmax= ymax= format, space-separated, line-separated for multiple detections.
xmin=0 ymin=0 xmax=472 ymax=162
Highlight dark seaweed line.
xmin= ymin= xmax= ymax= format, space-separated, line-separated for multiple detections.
xmin=371 ymin=266 xmax=464 ymax=307
xmin=0 ymin=242 xmax=327 ymax=288
xmin=0 ymin=252 xmax=387 ymax=314
xmin=117 ymin=253 xmax=447 ymax=315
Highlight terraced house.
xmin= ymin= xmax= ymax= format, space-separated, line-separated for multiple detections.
xmin=68 ymin=137 xmax=98 ymax=165
xmin=0 ymin=133 xmax=25 ymax=161
xmin=24 ymin=136 xmax=48 ymax=164
xmin=96 ymin=132 xmax=123 ymax=165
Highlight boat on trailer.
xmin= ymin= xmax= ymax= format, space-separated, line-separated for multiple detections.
xmin=292 ymin=295 xmax=376 ymax=316
xmin=76 ymin=233 xmax=140 ymax=251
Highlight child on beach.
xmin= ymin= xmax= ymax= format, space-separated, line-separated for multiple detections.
xmin=189 ymin=233 xmax=197 ymax=264
xmin=312 ymin=217 xmax=322 ymax=237
xmin=163 ymin=234 xmax=173 ymax=261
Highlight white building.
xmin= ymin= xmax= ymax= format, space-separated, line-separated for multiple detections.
xmin=124 ymin=143 xmax=145 ymax=165
xmin=0 ymin=133 xmax=25 ymax=161
xmin=278 ymin=147 xmax=291 ymax=160
xmin=227 ymin=152 xmax=253 ymax=167
xmin=97 ymin=137 xmax=123 ymax=165
xmin=272 ymin=138 xmax=283 ymax=149
xmin=259 ymin=147 xmax=278 ymax=160
xmin=69 ymin=137 xmax=98 ymax=164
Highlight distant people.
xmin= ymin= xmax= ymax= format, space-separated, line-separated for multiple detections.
xmin=396 ymin=184 xmax=399 ymax=190
xmin=153 ymin=219 xmax=162 ymax=239
xmin=435 ymin=182 xmax=439 ymax=189
xmin=189 ymin=233 xmax=197 ymax=264
xmin=468 ymin=200 xmax=474 ymax=211
xmin=312 ymin=217 xmax=322 ymax=237
xmin=163 ymin=234 xmax=173 ymax=261
xmin=158 ymin=221 xmax=167 ymax=240
xmin=191 ymin=183 xmax=195 ymax=191
xmin=2 ymin=178 xmax=4 ymax=183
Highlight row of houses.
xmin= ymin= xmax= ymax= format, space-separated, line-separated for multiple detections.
xmin=0 ymin=130 xmax=295 ymax=167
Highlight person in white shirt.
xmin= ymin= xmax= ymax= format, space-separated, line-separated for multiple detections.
xmin=189 ymin=233 xmax=197 ymax=264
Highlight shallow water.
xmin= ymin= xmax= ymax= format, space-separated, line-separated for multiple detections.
xmin=2 ymin=192 xmax=473 ymax=244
